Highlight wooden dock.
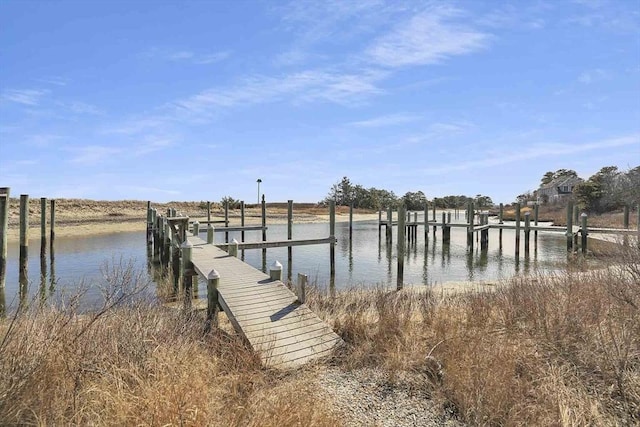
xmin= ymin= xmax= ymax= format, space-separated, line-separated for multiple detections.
xmin=186 ymin=234 xmax=343 ymax=369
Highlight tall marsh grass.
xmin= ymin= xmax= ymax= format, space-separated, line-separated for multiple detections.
xmin=1 ymin=243 xmax=638 ymax=425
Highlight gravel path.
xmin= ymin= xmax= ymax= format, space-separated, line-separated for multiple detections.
xmin=314 ymin=367 xmax=464 ymax=427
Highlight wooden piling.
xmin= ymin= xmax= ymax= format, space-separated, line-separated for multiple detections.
xmin=623 ymin=205 xmax=629 ymax=229
xmin=566 ymin=201 xmax=574 ymax=252
xmin=50 ymin=199 xmax=56 ymax=256
xmin=297 ymin=273 xmax=307 ymax=304
xmin=192 ymin=221 xmax=199 ymax=236
xmin=499 ymin=203 xmax=504 ymax=224
xmin=329 ymin=201 xmax=336 ymax=287
xmin=207 ymin=201 xmax=211 ymax=224
xmin=206 ymin=269 xmax=220 ymax=329
xmin=287 ymin=200 xmax=293 ymax=283
xmin=229 ymin=238 xmax=239 ymax=257
xmin=386 ymin=206 xmax=392 ymax=240
xmin=146 ymin=201 xmax=152 ymax=243
xmin=524 ymin=212 xmax=531 ymax=255
xmin=515 ymin=202 xmax=521 ymax=257
xmin=40 ymin=197 xmax=47 ymax=258
xmin=349 ymin=202 xmax=353 ymax=238
xmin=467 ymin=200 xmax=474 ymax=249
xmin=224 ymin=201 xmax=229 ymax=243
xmin=397 ymin=204 xmax=405 ymax=290
xmin=207 ymin=224 xmax=215 ymax=244
xmin=0 ymin=188 xmax=8 ymax=289
xmin=573 ymin=204 xmax=579 ymax=226
xmin=270 ymin=260 xmax=283 ymax=281
xmin=20 ymin=194 xmax=29 ymax=293
xmin=581 ymin=213 xmax=588 ymax=254
xmin=424 ymin=201 xmax=429 ymax=242
xmin=181 ymin=240 xmax=193 ymax=309
xmin=240 ymin=201 xmax=245 ymax=242
xmin=432 ymin=205 xmax=436 ymax=232
xmin=441 ymin=212 xmax=450 ymax=243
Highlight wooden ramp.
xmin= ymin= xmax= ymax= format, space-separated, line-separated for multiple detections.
xmin=186 ymin=235 xmax=343 ymax=369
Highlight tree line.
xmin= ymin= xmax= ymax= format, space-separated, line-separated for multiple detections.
xmin=320 ymin=176 xmax=493 ymax=210
xmin=574 ymin=166 xmax=640 ymax=213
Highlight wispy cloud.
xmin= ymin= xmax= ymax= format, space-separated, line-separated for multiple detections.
xmin=35 ymin=76 xmax=69 ymax=86
xmin=133 ymin=137 xmax=174 ymax=156
xmin=145 ymin=48 xmax=230 ymax=65
xmin=348 ymin=113 xmax=421 ymax=128
xmin=366 ymin=6 xmax=490 ymax=68
xmin=0 ymin=89 xmax=49 ymax=106
xmin=416 ymin=134 xmax=640 ymax=175
xmin=173 ymin=69 xmax=386 ymax=115
xmin=69 ymin=145 xmax=122 ymax=164
xmin=578 ymin=69 xmax=609 ymax=84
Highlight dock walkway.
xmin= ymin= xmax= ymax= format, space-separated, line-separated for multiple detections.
xmin=187 ymin=235 xmax=343 ymax=369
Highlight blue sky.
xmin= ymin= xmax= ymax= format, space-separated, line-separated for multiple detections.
xmin=1 ymin=0 xmax=639 ymax=204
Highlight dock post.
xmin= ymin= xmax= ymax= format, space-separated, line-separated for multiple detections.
xmin=581 ymin=213 xmax=588 ymax=254
xmin=19 ymin=195 xmax=29 ymax=300
xmin=270 ymin=260 xmax=283 ymax=281
xmin=172 ymin=229 xmax=181 ymax=295
xmin=50 ymin=199 xmax=56 ymax=257
xmin=566 ymin=201 xmax=574 ymax=252
xmin=181 ymin=240 xmax=193 ymax=309
xmin=573 ymin=204 xmax=579 ymax=226
xmin=224 ymin=201 xmax=229 ymax=243
xmin=146 ymin=201 xmax=152 ymax=243
xmin=442 ymin=212 xmax=450 ymax=243
xmin=378 ymin=208 xmax=382 ymax=234
xmin=207 ymin=224 xmax=215 ymax=244
xmin=40 ymin=197 xmax=47 ymax=258
xmin=206 ymin=269 xmax=220 ymax=329
xmin=229 ymin=238 xmax=239 ymax=257
xmin=524 ymin=212 xmax=531 ymax=256
xmin=499 ymin=203 xmax=504 ymax=224
xmin=481 ymin=214 xmax=489 ymax=250
xmin=164 ymin=222 xmax=172 ymax=269
xmin=349 ymin=202 xmax=353 ymax=239
xmin=261 ymin=195 xmax=267 ymax=268
xmin=623 ymin=205 xmax=629 ymax=229
xmin=397 ymin=204 xmax=405 ymax=290
xmin=297 ymin=273 xmax=307 ymax=304
xmin=0 ymin=187 xmax=8 ymax=290
xmin=240 ymin=201 xmax=245 ymax=242
xmin=386 ymin=206 xmax=392 ymax=241
xmin=207 ymin=201 xmax=211 ymax=224
xmin=515 ymin=202 xmax=521 ymax=258
xmin=534 ymin=203 xmax=539 ymax=240
xmin=424 ymin=201 xmax=429 ymax=242
xmin=192 ymin=221 xmax=199 ymax=236
xmin=432 ymin=204 xmax=436 ymax=233
xmin=287 ymin=200 xmax=293 ymax=284
xmin=329 ymin=201 xmax=336 ymax=288
xmin=467 ymin=200 xmax=474 ymax=249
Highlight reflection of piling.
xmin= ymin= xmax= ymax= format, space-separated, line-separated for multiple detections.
xmin=349 ymin=203 xmax=353 ymax=239
xmin=397 ymin=204 xmax=405 ymax=290
xmin=566 ymin=201 xmax=574 ymax=252
xmin=0 ymin=187 xmax=9 ymax=290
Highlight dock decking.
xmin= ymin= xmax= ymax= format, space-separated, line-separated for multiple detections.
xmin=187 ymin=235 xmax=343 ymax=369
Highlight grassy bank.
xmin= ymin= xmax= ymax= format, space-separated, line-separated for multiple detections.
xmin=1 ymin=245 xmax=638 ymax=425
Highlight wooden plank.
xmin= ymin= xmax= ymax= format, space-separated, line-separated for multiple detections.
xmin=216 ymin=237 xmax=335 ymax=250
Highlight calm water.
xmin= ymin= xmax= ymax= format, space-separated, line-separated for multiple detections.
xmin=2 ymin=214 xmax=572 ymax=309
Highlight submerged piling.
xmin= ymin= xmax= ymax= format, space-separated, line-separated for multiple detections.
xmin=0 ymin=188 xmax=9 ymax=289
xmin=397 ymin=204 xmax=405 ymax=290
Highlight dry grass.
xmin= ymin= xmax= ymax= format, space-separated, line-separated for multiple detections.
xmin=2 ymin=244 xmax=639 ymax=425
xmin=306 ymin=242 xmax=640 ymax=426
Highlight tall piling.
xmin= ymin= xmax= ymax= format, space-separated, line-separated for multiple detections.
xmin=566 ymin=201 xmax=574 ymax=252
xmin=0 ymin=187 xmax=9 ymax=289
xmin=50 ymin=199 xmax=56 ymax=258
xmin=40 ymin=197 xmax=47 ymax=258
xmin=397 ymin=204 xmax=405 ymax=290
xmin=515 ymin=202 xmax=521 ymax=258
xmin=581 ymin=213 xmax=588 ymax=254
xmin=329 ymin=201 xmax=336 ymax=289
xmin=287 ymin=200 xmax=293 ymax=284
xmin=19 ymin=194 xmax=29 ymax=297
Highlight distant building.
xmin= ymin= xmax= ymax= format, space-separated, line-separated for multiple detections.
xmin=536 ymin=176 xmax=583 ymax=204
